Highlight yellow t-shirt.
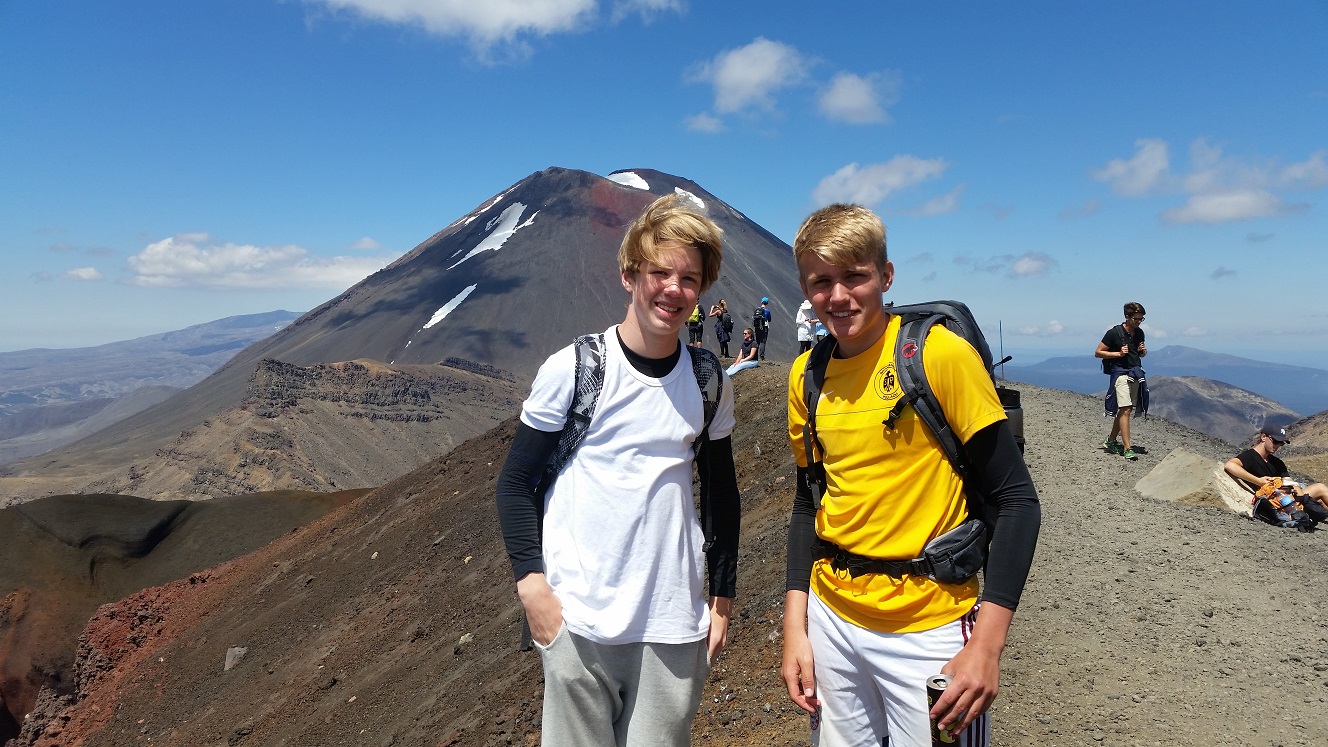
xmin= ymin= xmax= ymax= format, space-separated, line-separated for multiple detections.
xmin=786 ymin=314 xmax=1006 ymax=633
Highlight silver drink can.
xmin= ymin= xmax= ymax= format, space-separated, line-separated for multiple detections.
xmin=926 ymin=673 xmax=958 ymax=745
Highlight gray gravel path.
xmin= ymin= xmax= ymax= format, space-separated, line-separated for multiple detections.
xmin=1001 ymin=383 xmax=1328 ymax=746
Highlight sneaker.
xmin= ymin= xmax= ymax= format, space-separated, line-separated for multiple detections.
xmin=1123 ymin=448 xmax=1138 ymax=461
xmin=1104 ymin=439 xmax=1123 ymax=455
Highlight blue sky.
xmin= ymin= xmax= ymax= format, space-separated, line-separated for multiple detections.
xmin=3 ymin=1 xmax=1326 ymax=367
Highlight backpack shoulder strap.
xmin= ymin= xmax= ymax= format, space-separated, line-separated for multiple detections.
xmin=539 ymin=333 xmax=607 ymax=491
xmin=686 ymin=344 xmax=724 ymax=454
xmin=885 ymin=313 xmax=970 ymax=480
xmin=801 ymin=335 xmax=838 ymax=511
xmin=687 ymin=344 xmax=725 ymax=552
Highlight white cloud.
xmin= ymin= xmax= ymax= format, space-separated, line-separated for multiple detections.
xmin=812 ymin=156 xmax=950 ymax=206
xmin=307 ymin=0 xmax=675 ymax=57
xmin=908 ymin=185 xmax=964 ymax=217
xmin=954 ymin=252 xmax=1057 ymax=278
xmin=608 ymin=0 xmax=682 ymax=22
xmin=1211 ymin=266 xmax=1237 ymax=280
xmin=1096 ymin=139 xmax=1328 ymax=224
xmin=126 ymin=233 xmax=395 ymax=290
xmin=1162 ymin=190 xmax=1297 ymax=224
xmin=1278 ymin=149 xmax=1328 ymax=188
xmin=691 ymin=37 xmax=808 ymax=115
xmin=818 ymin=71 xmax=899 ymax=124
xmin=310 ymin=0 xmax=590 ymax=44
xmin=685 ymin=112 xmax=724 ymax=133
xmin=1017 ymin=320 xmax=1064 ymax=336
xmin=1011 ymin=253 xmax=1056 ymax=277
xmin=60 ymin=267 xmax=103 ymax=281
xmin=351 ymin=236 xmax=382 ymax=250
xmin=1140 ymin=323 xmax=1166 ymax=339
xmin=1183 ymin=327 xmax=1208 ymax=336
xmin=1093 ymin=138 xmax=1171 ymax=196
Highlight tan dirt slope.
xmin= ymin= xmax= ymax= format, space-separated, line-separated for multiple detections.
xmin=13 ymin=365 xmax=1328 ymax=747
xmin=1 ymin=359 xmax=522 ymax=506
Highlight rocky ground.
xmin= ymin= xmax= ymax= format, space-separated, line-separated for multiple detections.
xmin=7 ymin=363 xmax=1328 ymax=746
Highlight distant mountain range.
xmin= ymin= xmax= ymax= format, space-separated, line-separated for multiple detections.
xmin=1003 ymin=344 xmax=1328 ymax=416
xmin=0 ymin=311 xmax=299 ymax=465
xmin=1144 ymin=375 xmax=1298 ymax=446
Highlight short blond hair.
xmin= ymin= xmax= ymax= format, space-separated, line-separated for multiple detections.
xmin=618 ymin=194 xmax=724 ymax=292
xmin=792 ymin=204 xmax=887 ymax=270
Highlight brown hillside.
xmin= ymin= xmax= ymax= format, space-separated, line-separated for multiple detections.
xmin=1146 ymin=375 xmax=1299 ymax=446
xmin=12 ymin=368 xmax=1328 ymax=747
xmin=1 ymin=359 xmax=521 ymax=506
xmin=0 ymin=490 xmax=363 ymax=744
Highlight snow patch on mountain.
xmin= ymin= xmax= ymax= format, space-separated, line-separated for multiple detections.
xmin=674 ymin=188 xmax=705 ymax=210
xmin=609 ymin=171 xmax=650 ymax=190
xmin=447 ymin=203 xmax=538 ymax=270
xmin=423 ymin=285 xmax=478 ymax=331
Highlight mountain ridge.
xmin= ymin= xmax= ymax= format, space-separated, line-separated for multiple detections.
xmin=1 ymin=168 xmax=803 ymax=500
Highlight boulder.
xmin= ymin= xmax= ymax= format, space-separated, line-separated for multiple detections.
xmin=1134 ymin=448 xmax=1253 ymax=516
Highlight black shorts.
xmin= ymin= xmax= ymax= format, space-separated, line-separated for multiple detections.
xmin=688 ymin=324 xmax=703 ymax=344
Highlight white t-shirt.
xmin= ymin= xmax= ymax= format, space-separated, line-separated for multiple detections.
xmin=520 ymin=326 xmax=737 ymax=645
xmin=796 ymin=306 xmax=815 ymax=342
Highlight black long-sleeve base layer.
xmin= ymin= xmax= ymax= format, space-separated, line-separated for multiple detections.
xmin=786 ymin=420 xmax=1040 ymax=611
xmin=496 ymin=422 xmax=741 ymax=598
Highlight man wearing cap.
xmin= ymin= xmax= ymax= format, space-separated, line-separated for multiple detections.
xmin=1225 ymin=426 xmax=1328 ymax=512
xmin=754 ymin=297 xmax=772 ymax=360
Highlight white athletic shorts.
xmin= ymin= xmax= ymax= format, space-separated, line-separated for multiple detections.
xmin=808 ymin=592 xmax=990 ymax=747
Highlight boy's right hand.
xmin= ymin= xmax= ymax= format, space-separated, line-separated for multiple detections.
xmin=781 ymin=590 xmax=820 ymax=714
xmin=517 ymin=573 xmax=563 ymax=646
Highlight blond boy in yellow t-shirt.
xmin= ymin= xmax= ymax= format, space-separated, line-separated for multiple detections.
xmin=781 ymin=204 xmax=1041 ymax=747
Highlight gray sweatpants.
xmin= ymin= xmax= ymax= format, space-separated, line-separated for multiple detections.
xmin=537 ymin=625 xmax=710 ymax=747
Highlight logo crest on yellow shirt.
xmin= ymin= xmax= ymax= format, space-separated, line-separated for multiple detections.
xmin=873 ymin=363 xmax=901 ymax=401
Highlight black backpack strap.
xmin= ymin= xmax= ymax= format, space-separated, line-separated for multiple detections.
xmin=886 ymin=314 xmax=969 ymax=479
xmin=802 ymin=335 xmax=838 ymax=512
xmin=536 ymin=333 xmax=607 ymax=496
xmin=687 ymin=345 xmax=724 ymax=455
xmin=884 ymin=314 xmax=991 ymax=537
xmin=688 ymin=345 xmax=725 ymax=551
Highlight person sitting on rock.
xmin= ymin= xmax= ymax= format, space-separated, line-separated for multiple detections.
xmin=725 ymin=327 xmax=759 ymax=377
xmin=1224 ymin=425 xmax=1328 ymax=515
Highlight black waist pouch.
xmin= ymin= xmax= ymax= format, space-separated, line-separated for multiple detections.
xmin=922 ymin=518 xmax=988 ymax=584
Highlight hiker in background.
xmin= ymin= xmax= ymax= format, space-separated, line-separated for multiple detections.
xmin=710 ymin=299 xmax=733 ymax=357
xmin=687 ymin=302 xmax=705 ymax=348
xmin=495 ymin=193 xmax=741 ymax=746
xmin=795 ymin=299 xmax=818 ymax=354
xmin=781 ymin=204 xmax=1040 ymax=746
xmin=725 ymin=327 xmax=759 ymax=377
xmin=754 ymin=296 xmax=772 ymax=360
xmin=1225 ymin=425 xmax=1328 ymax=514
xmin=1095 ymin=302 xmax=1148 ymax=460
